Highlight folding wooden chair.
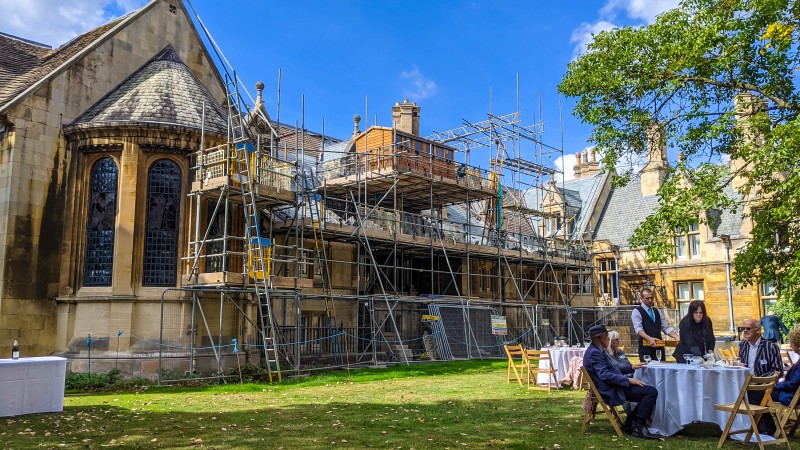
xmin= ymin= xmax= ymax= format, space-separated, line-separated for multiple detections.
xmin=775 ymin=385 xmax=800 ymax=438
xmin=504 ymin=344 xmax=526 ymax=386
xmin=781 ymin=350 xmax=792 ymax=369
xmin=731 ymin=347 xmax=740 ymax=359
xmin=523 ymin=349 xmax=559 ymax=392
xmin=714 ymin=372 xmax=789 ymax=450
xmin=719 ymin=348 xmax=735 ymax=364
xmin=580 ymin=366 xmax=626 ymax=438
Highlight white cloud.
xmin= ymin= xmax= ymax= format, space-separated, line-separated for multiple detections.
xmin=600 ymin=0 xmax=681 ymax=24
xmin=618 ymin=147 xmax=648 ymax=174
xmin=399 ymin=65 xmax=438 ymax=100
xmin=553 ymin=152 xmax=577 ymax=182
xmin=0 ymin=0 xmax=147 ymax=48
xmin=570 ymin=20 xmax=616 ymax=59
xmin=570 ymin=0 xmax=680 ymax=60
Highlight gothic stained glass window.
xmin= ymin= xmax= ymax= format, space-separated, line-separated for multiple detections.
xmin=143 ymin=159 xmax=182 ymax=286
xmin=84 ymin=157 xmax=119 ymax=286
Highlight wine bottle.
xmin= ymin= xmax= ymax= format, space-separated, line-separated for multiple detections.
xmin=12 ymin=339 xmax=19 ymax=359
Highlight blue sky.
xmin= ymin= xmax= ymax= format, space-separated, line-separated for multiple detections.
xmin=1 ymin=0 xmax=680 ymax=179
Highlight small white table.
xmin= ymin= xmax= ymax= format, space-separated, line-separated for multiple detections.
xmin=0 ymin=356 xmax=67 ymax=417
xmin=537 ymin=347 xmax=585 ymax=384
xmin=635 ymin=363 xmax=751 ymax=437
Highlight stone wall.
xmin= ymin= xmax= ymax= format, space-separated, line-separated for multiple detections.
xmin=0 ymin=0 xmax=226 ymax=357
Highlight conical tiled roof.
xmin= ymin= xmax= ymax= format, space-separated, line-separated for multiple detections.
xmin=69 ymin=46 xmax=227 ymax=135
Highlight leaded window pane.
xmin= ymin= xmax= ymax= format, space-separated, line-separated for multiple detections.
xmin=676 ymin=282 xmax=690 ymax=300
xmin=692 ymin=282 xmax=705 ymax=300
xmin=84 ymin=157 xmax=118 ymax=286
xmin=689 ymin=234 xmax=701 ymax=257
xmin=143 ymin=160 xmax=182 ymax=286
xmin=675 ymin=235 xmax=686 ymax=258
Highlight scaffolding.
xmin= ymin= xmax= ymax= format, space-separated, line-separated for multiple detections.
xmin=158 ymin=3 xmax=600 ymax=381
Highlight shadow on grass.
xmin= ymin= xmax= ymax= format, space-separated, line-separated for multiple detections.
xmin=4 ymin=394 xmax=730 ymax=450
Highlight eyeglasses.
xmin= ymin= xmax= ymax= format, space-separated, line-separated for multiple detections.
xmin=742 ymin=327 xmax=757 ymax=330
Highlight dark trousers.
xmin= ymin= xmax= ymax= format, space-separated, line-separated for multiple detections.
xmin=638 ymin=345 xmax=665 ymax=362
xmin=625 ymin=384 xmax=658 ymax=423
xmin=748 ymin=390 xmax=777 ymax=435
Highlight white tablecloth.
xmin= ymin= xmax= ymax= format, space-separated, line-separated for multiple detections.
xmin=537 ymin=347 xmax=585 ymax=384
xmin=635 ymin=363 xmax=750 ymax=437
xmin=0 ymin=356 xmax=67 ymax=417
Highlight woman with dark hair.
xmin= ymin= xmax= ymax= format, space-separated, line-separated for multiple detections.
xmin=673 ymin=300 xmax=715 ymax=364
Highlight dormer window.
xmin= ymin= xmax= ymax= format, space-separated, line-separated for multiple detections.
xmin=674 ymin=220 xmax=700 ymax=259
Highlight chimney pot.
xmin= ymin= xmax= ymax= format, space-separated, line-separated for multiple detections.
xmin=392 ymin=100 xmax=421 ymax=135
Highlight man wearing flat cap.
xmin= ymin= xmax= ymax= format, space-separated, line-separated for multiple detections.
xmin=584 ymin=324 xmax=659 ymax=439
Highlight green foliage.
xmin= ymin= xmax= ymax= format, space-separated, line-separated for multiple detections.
xmin=559 ymin=0 xmax=800 ymax=307
xmin=224 ymin=363 xmax=276 ymax=383
xmin=64 ymin=368 xmax=153 ymax=393
xmin=773 ymin=298 xmax=800 ymax=329
xmin=5 ymin=360 xmax=737 ymax=449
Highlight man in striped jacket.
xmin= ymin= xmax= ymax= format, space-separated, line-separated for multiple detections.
xmin=738 ymin=318 xmax=784 ymax=378
xmin=737 ymin=318 xmax=783 ymax=434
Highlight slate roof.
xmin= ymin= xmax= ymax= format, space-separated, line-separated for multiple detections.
xmin=523 ymin=172 xmax=609 ymax=240
xmin=67 ymin=46 xmax=228 ymax=135
xmin=274 ymin=122 xmax=342 ymax=160
xmin=320 ymin=139 xmax=351 ymax=162
xmin=592 ymin=175 xmax=744 ymax=248
xmin=0 ymin=16 xmax=128 ymax=110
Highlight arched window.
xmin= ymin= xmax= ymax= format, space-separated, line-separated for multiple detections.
xmin=143 ymin=159 xmax=182 ymax=286
xmin=84 ymin=157 xmax=118 ymax=286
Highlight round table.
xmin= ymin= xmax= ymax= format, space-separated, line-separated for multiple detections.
xmin=536 ymin=347 xmax=585 ymax=385
xmin=634 ymin=363 xmax=751 ymax=436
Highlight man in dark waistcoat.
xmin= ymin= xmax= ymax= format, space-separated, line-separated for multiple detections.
xmin=631 ymin=288 xmax=679 ymax=362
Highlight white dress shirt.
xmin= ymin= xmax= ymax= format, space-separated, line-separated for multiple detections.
xmin=631 ymin=302 xmax=676 ymax=336
xmin=746 ymin=338 xmax=760 ymax=374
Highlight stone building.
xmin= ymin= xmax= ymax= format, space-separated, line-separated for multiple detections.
xmin=1 ymin=0 xmax=769 ymax=375
xmin=550 ymin=117 xmax=768 ymax=337
xmin=0 ymin=0 xmax=228 ymax=370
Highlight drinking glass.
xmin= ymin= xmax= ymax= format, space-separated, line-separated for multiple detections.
xmin=655 ymin=350 xmax=662 ymax=362
xmin=643 ymin=355 xmax=652 ymax=363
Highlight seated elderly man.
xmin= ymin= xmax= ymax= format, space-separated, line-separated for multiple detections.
xmin=736 ymin=318 xmax=784 ymax=434
xmin=737 ymin=318 xmax=783 ymax=377
xmin=584 ymin=324 xmax=659 ymax=439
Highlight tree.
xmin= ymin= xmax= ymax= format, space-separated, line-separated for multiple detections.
xmin=558 ymin=0 xmax=800 ymax=306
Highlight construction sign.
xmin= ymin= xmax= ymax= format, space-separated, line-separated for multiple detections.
xmin=491 ymin=315 xmax=507 ymax=336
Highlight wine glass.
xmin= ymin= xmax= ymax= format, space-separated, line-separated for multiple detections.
xmin=655 ymin=350 xmax=662 ymax=362
xmin=643 ymin=355 xmax=652 ymax=364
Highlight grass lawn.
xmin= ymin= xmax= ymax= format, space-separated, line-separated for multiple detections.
xmin=1 ymin=360 xmax=759 ymax=449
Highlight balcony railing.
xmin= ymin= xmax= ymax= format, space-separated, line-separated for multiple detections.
xmin=321 ymin=147 xmax=493 ymax=191
xmin=191 ymin=145 xmax=294 ymax=192
xmin=309 ymin=199 xmax=590 ymax=261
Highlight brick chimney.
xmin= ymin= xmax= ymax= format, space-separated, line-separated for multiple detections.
xmin=640 ymin=122 xmax=668 ymax=196
xmin=392 ymin=99 xmax=420 ymax=136
xmin=732 ymin=93 xmax=767 ymax=190
xmin=573 ymin=152 xmax=583 ymax=179
xmin=583 ymin=148 xmax=600 ymax=177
